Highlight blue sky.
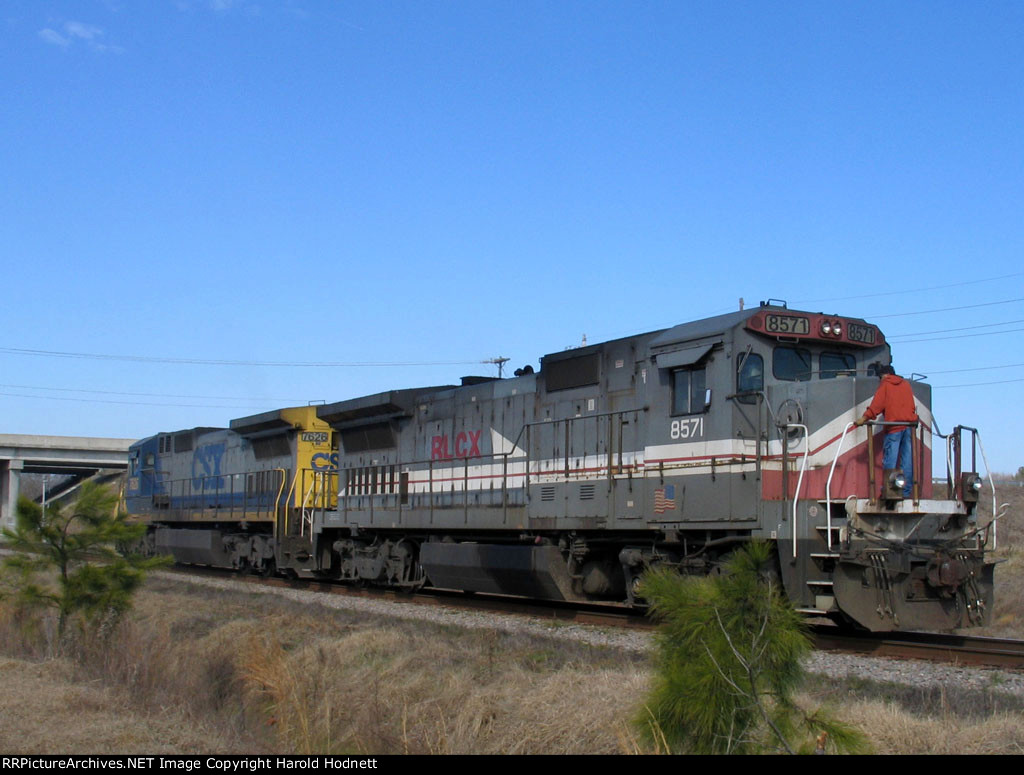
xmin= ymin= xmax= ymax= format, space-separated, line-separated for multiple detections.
xmin=1 ymin=1 xmax=1022 ymax=474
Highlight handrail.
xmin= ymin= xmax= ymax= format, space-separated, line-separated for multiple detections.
xmin=787 ymin=424 xmax=809 ymax=559
xmin=975 ymin=429 xmax=998 ymax=550
xmin=299 ymin=469 xmax=335 ymax=538
xmin=825 ymin=422 xmax=856 ymax=551
xmin=282 ymin=469 xmax=300 ymax=535
xmin=337 ymin=408 xmax=647 ymax=502
xmin=301 ymin=474 xmax=318 ymax=538
xmin=150 ymin=472 xmax=280 ymax=512
xmin=273 ymin=468 xmax=287 ymax=536
xmin=948 ymin=425 xmax=998 ymax=549
xmin=931 ymin=416 xmax=957 ymax=497
xmin=863 ymin=419 xmax=920 ymax=503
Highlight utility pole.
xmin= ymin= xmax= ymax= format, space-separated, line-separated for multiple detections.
xmin=484 ymin=356 xmax=510 ymax=378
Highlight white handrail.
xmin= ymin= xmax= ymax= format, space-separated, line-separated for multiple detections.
xmin=825 ymin=422 xmax=856 ymax=551
xmin=976 ymin=431 xmax=997 ymax=550
xmin=789 ymin=424 xmax=809 ymax=559
xmin=301 ymin=474 xmax=320 ymax=538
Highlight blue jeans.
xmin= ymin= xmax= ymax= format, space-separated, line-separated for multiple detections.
xmin=882 ymin=428 xmax=914 ymax=497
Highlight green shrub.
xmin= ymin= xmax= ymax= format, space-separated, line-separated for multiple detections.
xmin=636 ymin=541 xmax=869 ymax=754
xmin=1 ymin=481 xmax=168 ymax=642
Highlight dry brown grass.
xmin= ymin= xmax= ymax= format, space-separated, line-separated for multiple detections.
xmin=0 ymin=579 xmax=648 ymax=754
xmin=963 ymin=482 xmax=1024 ymax=638
xmin=238 ymin=627 xmax=648 ymax=754
xmin=840 ymin=699 xmax=1024 ymax=755
xmin=2 ymin=489 xmax=1024 ymax=757
xmin=0 ymin=656 xmax=249 ymax=754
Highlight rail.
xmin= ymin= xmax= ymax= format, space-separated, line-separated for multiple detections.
xmin=167 ymin=565 xmax=1024 ymax=670
xmin=819 ymin=419 xmax=925 ymax=505
xmin=823 ymin=419 xmax=923 ymax=550
xmin=786 ymin=423 xmax=809 ymax=558
xmin=339 ymin=446 xmax=524 ymax=526
xmin=824 ymin=421 xmax=856 ymax=551
xmin=822 ymin=419 xmax=1002 ymax=552
xmin=335 ymin=408 xmax=647 ymax=525
xmin=298 ymin=468 xmax=336 ymax=538
xmin=947 ymin=425 xmax=998 ymax=549
xmin=864 ymin=420 xmax=923 ymax=504
xmin=146 ymin=468 xmax=287 ymax=523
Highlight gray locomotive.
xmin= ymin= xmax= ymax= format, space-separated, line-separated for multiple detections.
xmin=127 ymin=302 xmax=996 ymax=632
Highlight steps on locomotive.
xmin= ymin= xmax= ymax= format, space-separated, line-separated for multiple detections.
xmin=793 ymin=502 xmax=845 ymax=615
xmin=797 ymin=495 xmax=924 ymax=615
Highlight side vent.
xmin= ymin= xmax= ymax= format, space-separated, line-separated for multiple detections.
xmin=579 ymin=483 xmax=596 ymax=500
xmin=540 ymin=485 xmax=556 ymax=502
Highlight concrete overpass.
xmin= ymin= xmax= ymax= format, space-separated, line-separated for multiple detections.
xmin=0 ymin=434 xmax=136 ymax=530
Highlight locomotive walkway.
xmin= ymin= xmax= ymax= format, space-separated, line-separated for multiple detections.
xmin=0 ymin=434 xmax=135 ymax=531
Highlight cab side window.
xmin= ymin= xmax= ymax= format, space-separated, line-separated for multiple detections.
xmin=736 ymin=352 xmax=763 ymax=404
xmin=820 ymin=352 xmax=855 ymax=379
xmin=672 ymin=367 xmax=707 ymax=415
xmin=773 ymin=346 xmax=812 ymax=381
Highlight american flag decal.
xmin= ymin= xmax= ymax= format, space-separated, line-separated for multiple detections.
xmin=654 ymin=485 xmax=676 ymax=514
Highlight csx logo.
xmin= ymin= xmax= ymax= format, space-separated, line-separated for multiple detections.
xmin=431 ymin=430 xmax=482 ymax=460
xmin=311 ymin=452 xmax=339 ymax=471
xmin=192 ymin=444 xmax=225 ymax=490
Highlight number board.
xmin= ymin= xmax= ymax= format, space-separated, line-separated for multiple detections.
xmin=764 ymin=314 xmax=810 ymax=335
xmin=847 ymin=323 xmax=876 ymax=345
xmin=301 ymin=432 xmax=329 ymax=443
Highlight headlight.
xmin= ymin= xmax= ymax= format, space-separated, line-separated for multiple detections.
xmin=890 ymin=472 xmax=906 ymax=491
xmin=821 ymin=322 xmax=832 ymax=335
xmin=961 ymin=472 xmax=983 ymax=502
xmin=832 ymin=323 xmax=842 ymax=336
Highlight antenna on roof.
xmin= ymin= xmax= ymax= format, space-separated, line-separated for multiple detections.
xmin=739 ymin=297 xmax=745 ymax=310
xmin=484 ymin=356 xmax=510 ymax=378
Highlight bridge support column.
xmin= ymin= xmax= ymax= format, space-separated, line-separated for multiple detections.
xmin=1 ymin=459 xmax=24 ymax=533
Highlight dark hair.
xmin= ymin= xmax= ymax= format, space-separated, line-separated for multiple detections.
xmin=878 ymin=364 xmax=895 ymax=376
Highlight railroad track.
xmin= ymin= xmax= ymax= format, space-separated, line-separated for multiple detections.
xmin=172 ymin=564 xmax=652 ymax=628
xmin=810 ymin=625 xmax=1024 ymax=670
xmin=166 ymin=565 xmax=1024 ymax=670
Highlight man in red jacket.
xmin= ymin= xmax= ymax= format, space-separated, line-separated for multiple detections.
xmin=854 ymin=364 xmax=919 ymax=497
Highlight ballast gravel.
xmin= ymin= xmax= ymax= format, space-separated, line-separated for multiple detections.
xmin=162 ymin=571 xmax=1024 ymax=700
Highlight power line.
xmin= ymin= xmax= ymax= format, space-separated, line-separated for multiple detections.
xmin=604 ymin=286 xmax=1024 ymax=342
xmin=0 ymin=383 xmax=309 ymax=403
xmin=0 ymin=347 xmax=484 ymax=368
xmin=0 ymin=391 xmax=275 ymax=410
xmin=793 ymin=271 xmax=1024 ymax=305
xmin=889 ymin=327 xmax=1024 ymax=344
xmin=924 ymin=363 xmax=1024 ymax=375
xmin=870 ymin=298 xmax=1024 ymax=319
xmin=933 ymin=377 xmax=1024 ymax=389
xmin=888 ymin=319 xmax=1024 ymax=339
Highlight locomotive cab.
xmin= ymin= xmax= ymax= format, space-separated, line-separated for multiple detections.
xmin=723 ymin=304 xmax=994 ymax=631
